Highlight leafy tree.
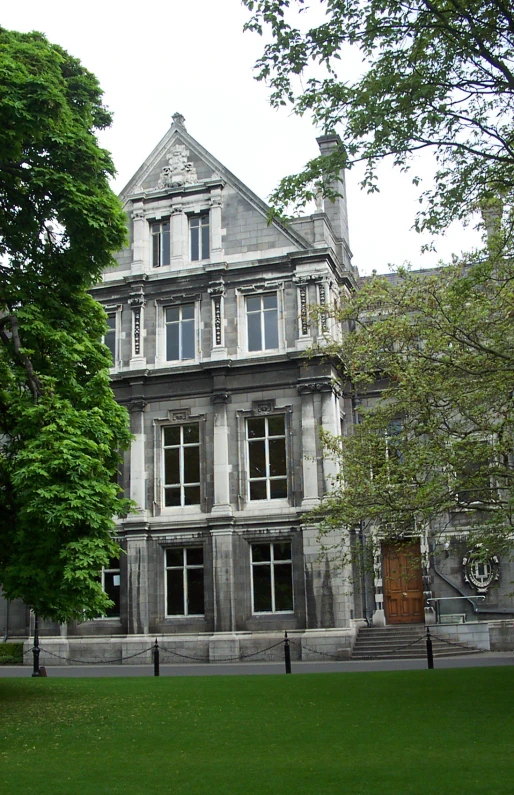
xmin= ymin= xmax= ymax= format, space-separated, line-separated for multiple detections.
xmin=0 ymin=28 xmax=131 ymax=622
xmin=243 ymin=0 xmax=514 ymax=232
xmin=313 ymin=246 xmax=514 ymax=558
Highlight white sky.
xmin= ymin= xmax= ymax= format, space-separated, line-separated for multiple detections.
xmin=2 ymin=0 xmax=482 ymax=275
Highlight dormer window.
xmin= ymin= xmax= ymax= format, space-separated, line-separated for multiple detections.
xmin=152 ymin=220 xmax=170 ymax=268
xmin=190 ymin=214 xmax=209 ymax=261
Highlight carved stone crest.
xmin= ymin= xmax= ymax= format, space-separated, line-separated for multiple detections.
xmin=157 ymin=144 xmax=198 ymax=189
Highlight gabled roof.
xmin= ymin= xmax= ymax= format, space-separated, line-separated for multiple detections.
xmin=119 ymin=113 xmax=312 ymax=251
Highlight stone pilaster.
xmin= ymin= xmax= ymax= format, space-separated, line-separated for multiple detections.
xmin=128 ymin=399 xmax=146 ymax=515
xmin=126 ymin=535 xmax=150 ymax=635
xmin=211 ymin=393 xmax=232 ymax=515
xmin=211 ymin=528 xmax=235 ymax=632
xmin=297 ymin=382 xmax=320 ymax=509
xmin=131 ymin=204 xmax=146 ymax=274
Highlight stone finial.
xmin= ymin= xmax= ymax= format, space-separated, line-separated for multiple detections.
xmin=172 ymin=112 xmax=186 ymax=129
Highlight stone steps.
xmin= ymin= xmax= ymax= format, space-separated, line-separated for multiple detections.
xmin=352 ymin=625 xmax=482 ymax=660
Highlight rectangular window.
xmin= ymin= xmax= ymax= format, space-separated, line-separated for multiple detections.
xmin=165 ymin=304 xmax=195 ymax=361
xmin=251 ymin=542 xmax=293 ymax=613
xmin=190 ymin=214 xmax=209 ymax=261
xmin=163 ymin=424 xmax=201 ymax=507
xmin=102 ymin=557 xmax=120 ymax=618
xmin=247 ymin=415 xmax=287 ymax=500
xmin=246 ymin=293 xmax=278 ymax=351
xmin=166 ymin=547 xmax=204 ymax=616
xmin=152 ymin=220 xmax=170 ymax=267
xmin=104 ymin=314 xmax=116 ymax=364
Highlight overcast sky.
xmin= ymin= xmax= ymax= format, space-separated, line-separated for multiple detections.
xmin=3 ymin=0 xmax=482 ymax=275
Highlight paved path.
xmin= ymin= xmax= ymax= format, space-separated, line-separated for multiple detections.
xmin=2 ymin=652 xmax=513 ymax=677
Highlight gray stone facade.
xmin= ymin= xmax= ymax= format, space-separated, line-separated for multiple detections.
xmin=2 ymin=115 xmax=514 ymax=660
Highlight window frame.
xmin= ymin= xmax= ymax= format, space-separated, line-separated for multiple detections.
xmin=162 ymin=422 xmax=201 ymax=509
xmin=151 ymin=218 xmax=171 ymax=268
xmin=189 ymin=212 xmax=210 ymax=262
xmin=250 ymin=541 xmax=294 ymax=615
xmin=164 ymin=302 xmax=197 ymax=363
xmin=97 ymin=556 xmax=121 ymax=620
xmin=165 ymin=546 xmax=205 ymax=617
xmin=236 ymin=285 xmax=285 ymax=357
xmin=245 ymin=412 xmax=289 ymax=502
xmin=102 ymin=305 xmax=122 ymax=369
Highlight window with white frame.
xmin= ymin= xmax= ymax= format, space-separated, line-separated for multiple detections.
xmin=247 ymin=415 xmax=288 ymax=500
xmin=251 ymin=542 xmax=293 ymax=613
xmin=165 ymin=304 xmax=195 ymax=361
xmin=190 ymin=214 xmax=210 ymax=261
xmin=163 ymin=424 xmax=200 ymax=507
xmin=246 ymin=293 xmax=279 ymax=352
xmin=165 ymin=547 xmax=204 ymax=616
xmin=151 ymin=220 xmax=170 ymax=268
xmin=101 ymin=557 xmax=120 ymax=618
xmin=104 ymin=314 xmax=117 ymax=365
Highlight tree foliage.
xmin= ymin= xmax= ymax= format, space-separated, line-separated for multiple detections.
xmin=0 ymin=28 xmax=131 ymax=622
xmin=244 ymin=0 xmax=514 ymax=232
xmin=315 ymin=246 xmax=514 ymax=555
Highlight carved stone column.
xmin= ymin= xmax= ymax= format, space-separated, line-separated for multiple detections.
xmin=131 ymin=204 xmax=146 ymax=274
xmin=129 ymin=289 xmax=146 ymax=369
xmin=211 ymin=392 xmax=232 ymax=515
xmin=209 ymin=282 xmax=227 ymax=361
xmin=171 ymin=200 xmax=186 ymax=266
xmin=320 ymin=386 xmax=341 ymax=491
xmin=211 ymin=528 xmax=235 ymax=633
xmin=297 ymin=382 xmax=320 ymax=509
xmin=128 ymin=399 xmax=146 ymax=515
xmin=125 ymin=535 xmax=149 ymax=635
xmin=210 ymin=188 xmax=224 ymax=262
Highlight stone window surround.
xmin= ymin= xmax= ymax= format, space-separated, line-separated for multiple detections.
xmin=236 ymin=401 xmax=294 ymax=510
xmin=164 ymin=544 xmax=205 ymax=617
xmin=102 ymin=303 xmax=123 ymax=371
xmin=153 ymin=409 xmax=207 ymax=516
xmin=130 ymin=180 xmax=223 ymax=274
xmin=235 ymin=281 xmax=286 ymax=357
xmin=250 ymin=539 xmax=294 ymax=615
xmin=154 ymin=293 xmax=202 ymax=367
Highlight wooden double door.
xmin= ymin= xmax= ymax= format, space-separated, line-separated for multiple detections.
xmin=382 ymin=540 xmax=424 ymax=624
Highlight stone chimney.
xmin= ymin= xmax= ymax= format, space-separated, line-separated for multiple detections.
xmin=316 ymin=134 xmax=350 ymax=249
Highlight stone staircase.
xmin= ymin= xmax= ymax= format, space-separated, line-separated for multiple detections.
xmin=351 ymin=625 xmax=482 ymax=660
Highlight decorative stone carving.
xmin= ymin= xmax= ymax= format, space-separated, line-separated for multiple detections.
xmin=133 ymin=307 xmax=141 ymax=356
xmin=252 ymin=399 xmax=276 ymax=415
xmin=299 ymin=285 xmax=308 ymax=335
xmin=212 ymin=392 xmax=230 ymax=404
xmin=463 ymin=546 xmax=500 ymax=593
xmin=172 ymin=112 xmax=186 ymax=128
xmin=213 ymin=296 xmax=222 ymax=346
xmin=168 ymin=408 xmax=191 ymax=423
xmin=297 ymin=380 xmax=336 ymax=395
xmin=127 ymin=399 xmax=146 ymax=413
xmin=318 ymin=284 xmax=328 ymax=332
xmin=157 ymin=144 xmax=198 ymax=189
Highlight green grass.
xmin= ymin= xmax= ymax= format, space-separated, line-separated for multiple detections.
xmin=1 ymin=668 xmax=513 ymax=794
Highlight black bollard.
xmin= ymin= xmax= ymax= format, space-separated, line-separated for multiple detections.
xmin=426 ymin=626 xmax=434 ymax=670
xmin=32 ymin=613 xmax=41 ymax=678
xmin=284 ymin=631 xmax=292 ymax=674
xmin=153 ymin=638 xmax=160 ymax=677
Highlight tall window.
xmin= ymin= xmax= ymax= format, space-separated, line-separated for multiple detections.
xmin=190 ymin=214 xmax=209 ymax=261
xmin=166 ymin=547 xmax=204 ymax=616
xmin=247 ymin=415 xmax=287 ymax=500
xmin=101 ymin=557 xmax=120 ymax=618
xmin=165 ymin=304 xmax=195 ymax=361
xmin=163 ymin=424 xmax=200 ymax=507
xmin=104 ymin=314 xmax=116 ymax=364
xmin=152 ymin=220 xmax=170 ymax=267
xmin=251 ymin=542 xmax=293 ymax=613
xmin=246 ymin=293 xmax=278 ymax=351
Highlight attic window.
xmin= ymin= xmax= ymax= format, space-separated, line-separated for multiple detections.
xmin=152 ymin=220 xmax=170 ymax=267
xmin=190 ymin=214 xmax=209 ymax=261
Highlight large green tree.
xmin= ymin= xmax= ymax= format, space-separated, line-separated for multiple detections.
xmin=0 ymin=28 xmax=131 ymax=622
xmin=244 ymin=0 xmax=514 ymax=233
xmin=315 ymin=247 xmax=514 ymax=556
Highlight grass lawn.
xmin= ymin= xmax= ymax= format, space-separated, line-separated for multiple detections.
xmin=1 ymin=668 xmax=513 ymax=794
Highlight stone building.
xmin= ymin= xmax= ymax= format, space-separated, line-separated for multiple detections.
xmin=3 ymin=114 xmax=514 ymax=661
